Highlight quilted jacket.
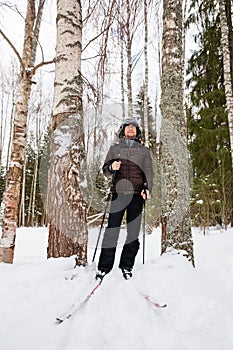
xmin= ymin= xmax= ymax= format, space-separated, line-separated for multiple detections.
xmin=102 ymin=138 xmax=153 ymax=194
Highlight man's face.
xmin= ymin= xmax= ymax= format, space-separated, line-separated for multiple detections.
xmin=124 ymin=124 xmax=137 ymax=138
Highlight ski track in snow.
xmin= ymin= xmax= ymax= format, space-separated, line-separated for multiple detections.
xmin=0 ymin=226 xmax=233 ymax=350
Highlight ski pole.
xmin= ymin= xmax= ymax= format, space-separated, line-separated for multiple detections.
xmin=92 ymin=192 xmax=111 ymax=262
xmin=142 ymin=185 xmax=147 ymax=265
xmin=92 ymin=171 xmax=116 ymax=262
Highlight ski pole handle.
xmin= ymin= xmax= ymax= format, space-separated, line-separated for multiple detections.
xmin=141 ymin=183 xmax=148 ymax=200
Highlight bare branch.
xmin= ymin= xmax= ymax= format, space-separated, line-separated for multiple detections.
xmin=29 ymin=58 xmax=56 ymax=76
xmin=82 ymin=53 xmax=105 ymax=61
xmin=0 ymin=28 xmax=25 ymax=72
xmin=0 ymin=2 xmax=15 ymax=10
xmin=31 ymin=0 xmax=46 ymax=65
xmin=82 ymin=24 xmax=112 ymax=52
xmin=82 ymin=0 xmax=99 ymax=26
xmin=81 ymin=71 xmax=97 ymax=97
xmin=0 ymin=2 xmax=25 ymax=20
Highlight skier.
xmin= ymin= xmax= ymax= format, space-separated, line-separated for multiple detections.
xmin=96 ymin=119 xmax=153 ymax=280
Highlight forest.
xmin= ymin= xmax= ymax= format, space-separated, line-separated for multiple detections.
xmin=0 ymin=0 xmax=233 ymax=266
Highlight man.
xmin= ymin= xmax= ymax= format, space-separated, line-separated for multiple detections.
xmin=96 ymin=119 xmax=153 ymax=280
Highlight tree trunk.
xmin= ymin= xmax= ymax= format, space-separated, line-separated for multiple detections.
xmin=126 ymin=0 xmax=133 ymax=118
xmin=219 ymin=0 xmax=233 ymax=168
xmin=1 ymin=61 xmax=17 ymax=171
xmin=31 ymin=149 xmax=39 ymax=226
xmin=0 ymin=78 xmax=31 ymax=263
xmin=0 ymin=71 xmax=4 ymax=165
xmin=30 ymin=0 xmax=46 ymax=65
xmin=143 ymin=0 xmax=149 ymax=147
xmin=225 ymin=0 xmax=233 ymax=79
xmin=19 ymin=153 xmax=27 ymax=226
xmin=47 ymin=0 xmax=88 ymax=266
xmin=160 ymin=0 xmax=194 ymax=265
xmin=5 ymin=92 xmax=15 ymax=171
xmin=0 ymin=0 xmax=45 ymax=263
xmin=120 ymin=24 xmax=126 ymax=120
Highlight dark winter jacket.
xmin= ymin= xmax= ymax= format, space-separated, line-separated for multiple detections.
xmin=103 ymin=138 xmax=153 ymax=194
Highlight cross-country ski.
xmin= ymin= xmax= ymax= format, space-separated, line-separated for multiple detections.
xmin=139 ymin=292 xmax=167 ymax=309
xmin=56 ymin=280 xmax=102 ymax=323
xmin=1 ymin=227 xmax=233 ymax=350
xmin=56 ymin=275 xmax=167 ymax=324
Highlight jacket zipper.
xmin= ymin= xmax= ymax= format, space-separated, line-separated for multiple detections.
xmin=127 ymin=142 xmax=130 ymax=193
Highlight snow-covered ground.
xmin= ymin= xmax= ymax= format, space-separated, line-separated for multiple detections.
xmin=0 ymin=225 xmax=233 ymax=350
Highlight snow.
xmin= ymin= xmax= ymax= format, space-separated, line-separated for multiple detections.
xmin=1 ymin=226 xmax=233 ymax=350
xmin=54 ymin=129 xmax=72 ymax=157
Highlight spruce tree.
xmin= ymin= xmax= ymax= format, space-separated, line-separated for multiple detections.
xmin=186 ymin=1 xmax=233 ymax=227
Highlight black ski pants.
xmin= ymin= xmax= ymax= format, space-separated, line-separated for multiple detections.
xmin=98 ymin=193 xmax=143 ymax=273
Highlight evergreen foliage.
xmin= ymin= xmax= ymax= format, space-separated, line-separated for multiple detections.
xmin=135 ymin=85 xmax=156 ymax=149
xmin=86 ymin=157 xmax=108 ymax=220
xmin=2 ymin=0 xmax=233 ymax=232
xmin=186 ymin=2 xmax=233 ymax=227
xmin=18 ymin=130 xmax=50 ymax=227
xmin=38 ymin=130 xmax=50 ymax=225
xmin=135 ymin=86 xmax=160 ymax=231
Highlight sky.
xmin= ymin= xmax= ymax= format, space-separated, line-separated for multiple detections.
xmin=0 ymin=0 xmax=56 ymax=64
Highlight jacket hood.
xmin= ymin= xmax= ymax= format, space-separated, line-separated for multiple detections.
xmin=118 ymin=119 xmax=142 ymax=140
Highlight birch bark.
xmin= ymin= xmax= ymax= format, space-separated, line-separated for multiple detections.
xmin=160 ymin=0 xmax=194 ymax=265
xmin=47 ymin=0 xmax=87 ymax=266
xmin=219 ymin=0 xmax=233 ymax=168
xmin=143 ymin=0 xmax=149 ymax=147
xmin=126 ymin=0 xmax=133 ymax=118
xmin=0 ymin=0 xmax=43 ymax=263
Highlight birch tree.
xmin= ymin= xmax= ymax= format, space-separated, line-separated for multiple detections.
xmin=115 ymin=0 xmax=141 ymax=119
xmin=0 ymin=0 xmax=52 ymax=263
xmin=143 ymin=0 xmax=149 ymax=147
xmin=47 ymin=0 xmax=88 ymax=266
xmin=0 ymin=59 xmax=17 ymax=169
xmin=219 ymin=0 xmax=233 ymax=168
xmin=126 ymin=0 xmax=133 ymax=118
xmin=160 ymin=0 xmax=194 ymax=265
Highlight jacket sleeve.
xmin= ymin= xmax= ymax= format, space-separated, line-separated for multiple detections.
xmin=143 ymin=148 xmax=153 ymax=193
xmin=102 ymin=145 xmax=116 ymax=177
